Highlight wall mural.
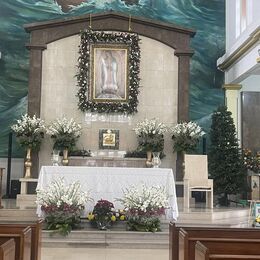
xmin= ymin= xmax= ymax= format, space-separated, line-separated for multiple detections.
xmin=0 ymin=0 xmax=225 ymax=157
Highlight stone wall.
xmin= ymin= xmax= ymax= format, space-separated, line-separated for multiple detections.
xmin=39 ymin=35 xmax=178 ymax=170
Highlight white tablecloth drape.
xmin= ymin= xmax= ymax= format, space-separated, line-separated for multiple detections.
xmin=36 ymin=166 xmax=178 ymax=220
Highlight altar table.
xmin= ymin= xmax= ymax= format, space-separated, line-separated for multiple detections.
xmin=37 ymin=166 xmax=178 ymax=220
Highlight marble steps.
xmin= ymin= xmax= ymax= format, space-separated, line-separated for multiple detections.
xmin=42 ymin=230 xmax=169 ymax=249
xmin=177 ymin=207 xmax=249 ymax=227
xmin=0 ymin=208 xmax=38 ymax=222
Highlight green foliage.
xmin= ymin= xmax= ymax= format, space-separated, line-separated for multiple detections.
xmin=208 ymin=106 xmax=248 ymax=205
xmin=171 ymin=121 xmax=204 ymax=153
xmin=127 ymin=216 xmax=161 ymax=232
xmin=137 ymin=134 xmax=164 ymax=152
xmin=124 ymin=150 xmax=147 ymax=158
xmin=45 ymin=211 xmax=81 ymax=236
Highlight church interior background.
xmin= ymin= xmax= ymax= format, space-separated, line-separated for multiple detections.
xmin=1 ymin=0 xmax=260 ymax=260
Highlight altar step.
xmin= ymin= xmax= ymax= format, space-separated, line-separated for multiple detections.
xmin=0 ymin=208 xmax=38 ymax=222
xmin=42 ymin=230 xmax=169 ymax=249
xmin=177 ymin=207 xmax=249 ymax=227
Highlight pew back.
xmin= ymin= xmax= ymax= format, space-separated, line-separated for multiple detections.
xmin=0 ymin=221 xmax=43 ymax=260
xmin=0 ymin=226 xmax=31 ymax=260
xmin=169 ymin=223 xmax=260 ymax=260
xmin=0 ymin=239 xmax=15 ymax=260
xmin=195 ymin=241 xmax=260 ymax=260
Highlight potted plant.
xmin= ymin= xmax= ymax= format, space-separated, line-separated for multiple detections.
xmin=171 ymin=121 xmax=205 ymax=153
xmin=118 ymin=184 xmax=168 ymax=232
xmin=36 ymin=177 xmax=92 ymax=236
xmin=47 ymin=117 xmax=82 ymax=165
xmin=133 ymin=118 xmax=168 ymax=167
xmin=87 ymin=199 xmax=119 ymax=230
xmin=11 ymin=114 xmax=45 ymax=178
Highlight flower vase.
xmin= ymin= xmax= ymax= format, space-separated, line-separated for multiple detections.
xmin=52 ymin=150 xmax=60 ymax=166
xmin=146 ymin=151 xmax=153 ymax=168
xmin=152 ymin=152 xmax=161 ymax=168
xmin=62 ymin=148 xmax=69 ymax=166
xmin=96 ymin=220 xmax=111 ymax=230
xmin=24 ymin=147 xmax=32 ymax=178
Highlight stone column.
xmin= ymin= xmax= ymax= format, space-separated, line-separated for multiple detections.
xmin=222 ymin=84 xmax=242 ymax=132
xmin=175 ymin=50 xmax=194 ymax=181
xmin=26 ymin=44 xmax=46 ymax=178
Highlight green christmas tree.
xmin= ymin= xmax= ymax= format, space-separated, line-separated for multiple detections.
xmin=208 ymin=106 xmax=248 ymax=206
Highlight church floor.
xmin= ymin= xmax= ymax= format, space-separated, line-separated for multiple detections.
xmin=41 ymin=248 xmax=168 ymax=260
xmin=0 ymin=199 xmax=251 ymax=260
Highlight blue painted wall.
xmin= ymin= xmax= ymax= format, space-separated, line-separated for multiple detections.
xmin=0 ymin=0 xmax=225 ymax=157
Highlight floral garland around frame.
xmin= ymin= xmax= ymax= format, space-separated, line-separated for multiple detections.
xmin=76 ymin=30 xmax=141 ymax=114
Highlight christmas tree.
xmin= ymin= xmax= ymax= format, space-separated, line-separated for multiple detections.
xmin=208 ymin=106 xmax=248 ymax=206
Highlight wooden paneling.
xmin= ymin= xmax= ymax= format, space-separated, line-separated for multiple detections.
xmin=241 ymin=92 xmax=260 ymax=151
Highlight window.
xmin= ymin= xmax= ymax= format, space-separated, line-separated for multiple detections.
xmin=236 ymin=0 xmax=252 ymax=38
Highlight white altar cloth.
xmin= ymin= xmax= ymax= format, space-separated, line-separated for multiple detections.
xmin=37 ymin=166 xmax=178 ymax=220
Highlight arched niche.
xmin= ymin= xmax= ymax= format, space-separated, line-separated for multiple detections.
xmin=24 ymin=12 xmax=195 ymax=178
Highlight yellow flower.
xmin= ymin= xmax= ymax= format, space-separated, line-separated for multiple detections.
xmin=120 ymin=215 xmax=125 ymax=221
xmin=111 ymin=215 xmax=116 ymax=222
xmin=87 ymin=213 xmax=95 ymax=221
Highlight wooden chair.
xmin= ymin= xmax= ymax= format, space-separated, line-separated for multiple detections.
xmin=183 ymin=154 xmax=213 ymax=208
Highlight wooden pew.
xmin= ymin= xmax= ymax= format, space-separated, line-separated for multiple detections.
xmin=179 ymin=227 xmax=260 ymax=260
xmin=0 ymin=220 xmax=43 ymax=260
xmin=195 ymin=240 xmax=260 ymax=260
xmin=169 ymin=222 xmax=260 ymax=260
xmin=0 ymin=239 xmax=15 ymax=260
xmin=0 ymin=226 xmax=31 ymax=260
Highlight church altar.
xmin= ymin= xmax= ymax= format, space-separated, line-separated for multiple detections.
xmin=37 ymin=166 xmax=178 ymax=220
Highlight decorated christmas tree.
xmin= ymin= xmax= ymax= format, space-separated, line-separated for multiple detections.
xmin=208 ymin=106 xmax=248 ymax=206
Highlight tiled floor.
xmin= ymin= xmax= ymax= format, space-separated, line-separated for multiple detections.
xmin=41 ymin=248 xmax=168 ymax=260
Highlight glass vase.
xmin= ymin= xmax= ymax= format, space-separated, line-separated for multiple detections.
xmin=96 ymin=219 xmax=111 ymax=230
xmin=51 ymin=150 xmax=60 ymax=166
xmin=152 ymin=152 xmax=161 ymax=168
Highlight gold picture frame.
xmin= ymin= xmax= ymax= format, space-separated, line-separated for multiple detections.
xmin=90 ymin=44 xmax=129 ymax=103
xmin=99 ymin=129 xmax=119 ymax=150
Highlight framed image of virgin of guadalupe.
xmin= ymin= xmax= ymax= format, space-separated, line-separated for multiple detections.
xmin=91 ymin=45 xmax=129 ymax=103
xmin=77 ymin=30 xmax=140 ymax=114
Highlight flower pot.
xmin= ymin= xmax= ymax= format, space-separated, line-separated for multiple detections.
xmin=62 ymin=148 xmax=69 ymax=166
xmin=24 ymin=147 xmax=32 ymax=178
xmin=96 ymin=220 xmax=111 ymax=230
xmin=146 ymin=151 xmax=153 ymax=168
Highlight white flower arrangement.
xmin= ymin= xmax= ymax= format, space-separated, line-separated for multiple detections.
xmin=11 ymin=114 xmax=45 ymax=150
xmin=133 ymin=118 xmax=168 ymax=152
xmin=36 ymin=177 xmax=92 ymax=235
xmin=36 ymin=177 xmax=91 ymax=211
xmin=118 ymin=184 xmax=168 ymax=216
xmin=171 ymin=121 xmax=205 ymax=152
xmin=46 ymin=117 xmax=82 ymax=150
xmin=134 ymin=118 xmax=168 ymax=136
